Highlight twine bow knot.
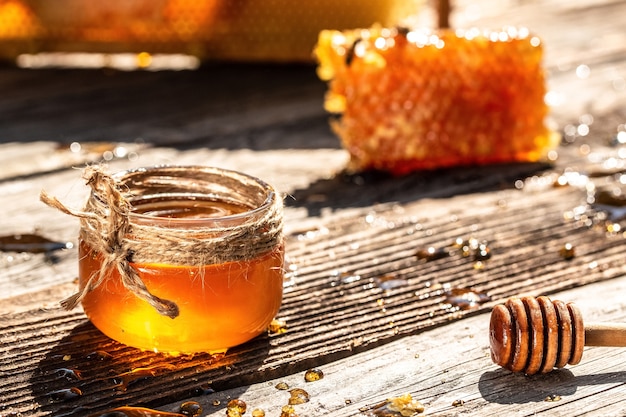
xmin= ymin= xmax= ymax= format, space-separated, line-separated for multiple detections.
xmin=41 ymin=166 xmax=180 ymax=318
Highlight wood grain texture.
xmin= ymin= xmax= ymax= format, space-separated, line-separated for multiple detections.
xmin=155 ymin=275 xmax=626 ymax=417
xmin=3 ymin=173 xmax=626 ymax=416
xmin=0 ymin=0 xmax=625 ymax=415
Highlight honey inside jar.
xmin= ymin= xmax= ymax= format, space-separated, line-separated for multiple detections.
xmin=76 ymin=166 xmax=284 ymax=354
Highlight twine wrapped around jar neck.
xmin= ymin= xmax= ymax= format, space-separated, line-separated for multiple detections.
xmin=40 ymin=165 xmax=284 ymax=319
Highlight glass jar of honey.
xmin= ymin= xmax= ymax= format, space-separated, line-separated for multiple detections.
xmin=75 ymin=165 xmax=284 ymax=354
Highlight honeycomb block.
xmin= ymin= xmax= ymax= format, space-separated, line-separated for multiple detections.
xmin=314 ymin=26 xmax=559 ymax=174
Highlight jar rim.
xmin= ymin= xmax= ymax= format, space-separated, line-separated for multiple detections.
xmin=110 ymin=165 xmax=277 ymax=227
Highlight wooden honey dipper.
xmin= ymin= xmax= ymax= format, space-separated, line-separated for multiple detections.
xmin=489 ymin=296 xmax=626 ymax=375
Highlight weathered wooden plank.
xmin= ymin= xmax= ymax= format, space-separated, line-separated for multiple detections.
xmin=3 ymin=173 xmax=626 ymax=416
xmin=0 ymin=1 xmax=624 ymax=416
xmin=2 ymin=97 xmax=626 ymax=416
xmin=153 ymin=275 xmax=626 ymax=417
xmin=0 ymin=64 xmax=329 ymax=146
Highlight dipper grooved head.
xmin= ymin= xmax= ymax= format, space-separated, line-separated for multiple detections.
xmin=489 ymin=296 xmax=584 ymax=375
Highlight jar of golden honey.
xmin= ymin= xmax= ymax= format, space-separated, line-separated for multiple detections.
xmin=71 ymin=165 xmax=284 ymax=354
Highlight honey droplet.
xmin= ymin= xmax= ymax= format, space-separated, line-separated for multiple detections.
xmin=473 ymin=261 xmax=485 ymax=270
xmin=179 ymin=401 xmax=202 ymax=417
xmin=415 ymin=246 xmax=449 ymax=261
xmin=337 ymin=271 xmax=361 ymax=284
xmin=368 ymin=393 xmax=424 ymax=416
xmin=559 ymin=243 xmax=575 ymax=260
xmin=268 ymin=319 xmax=288 ymax=334
xmin=464 ymin=238 xmax=491 ymax=260
xmin=473 ymin=243 xmax=491 ymax=261
xmin=375 ymin=274 xmax=408 ymax=290
xmin=226 ymin=399 xmax=247 ymax=416
xmin=86 ymin=350 xmax=113 ymax=361
xmin=545 ymin=394 xmax=562 ymax=402
xmin=212 ymin=400 xmax=221 ymax=406
xmin=288 ymin=388 xmax=311 ymax=405
xmin=445 ymin=288 xmax=490 ymax=311
xmin=279 ymin=405 xmax=298 ymax=417
xmin=275 ymin=381 xmax=290 ymax=390
xmin=304 ymin=368 xmax=324 ymax=382
xmin=48 ymin=387 xmax=82 ymax=403
xmin=111 ymin=364 xmax=176 ymax=391
xmin=52 ymin=367 xmax=84 ymax=381
xmin=251 ymin=410 xmax=266 ymax=417
xmin=452 ymin=399 xmax=465 ymax=407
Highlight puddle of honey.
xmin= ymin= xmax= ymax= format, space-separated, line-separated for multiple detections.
xmin=83 ymin=401 xmax=202 ymax=416
xmin=110 ymin=364 xmax=177 ymax=391
xmin=415 ymin=246 xmax=450 ymax=261
xmin=0 ymin=233 xmax=72 ymax=253
xmin=48 ymin=387 xmax=82 ymax=403
xmin=375 ymin=274 xmax=409 ymax=290
xmin=445 ymin=288 xmax=490 ymax=311
xmin=52 ymin=367 xmax=84 ymax=382
xmin=362 ymin=393 xmax=424 ymax=417
xmin=87 ymin=406 xmax=187 ymax=417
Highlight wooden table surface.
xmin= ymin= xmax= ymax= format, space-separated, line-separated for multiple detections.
xmin=2 ymin=0 xmax=626 ymax=416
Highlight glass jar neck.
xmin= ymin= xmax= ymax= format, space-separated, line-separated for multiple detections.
xmin=112 ymin=165 xmax=277 ymax=229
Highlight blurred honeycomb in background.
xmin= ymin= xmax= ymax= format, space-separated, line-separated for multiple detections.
xmin=0 ymin=0 xmax=422 ymax=64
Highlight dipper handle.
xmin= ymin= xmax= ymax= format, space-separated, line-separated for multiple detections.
xmin=489 ymin=296 xmax=626 ymax=375
xmin=585 ymin=323 xmax=626 ymax=347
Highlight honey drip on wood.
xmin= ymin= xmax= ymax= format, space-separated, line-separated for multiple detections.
xmin=110 ymin=364 xmax=177 ymax=391
xmin=288 ymin=388 xmax=310 ymax=405
xmin=48 ymin=387 xmax=82 ymax=403
xmin=275 ymin=381 xmax=290 ymax=390
xmin=52 ymin=367 xmax=84 ymax=381
xmin=279 ymin=405 xmax=298 ymax=417
xmin=179 ymin=401 xmax=203 ymax=417
xmin=0 ymin=233 xmax=72 ymax=253
xmin=226 ymin=399 xmax=247 ymax=417
xmin=87 ymin=406 xmax=187 ymax=417
xmin=363 ymin=393 xmax=425 ymax=416
xmin=445 ymin=288 xmax=490 ymax=311
xmin=304 ymin=368 xmax=324 ymax=382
